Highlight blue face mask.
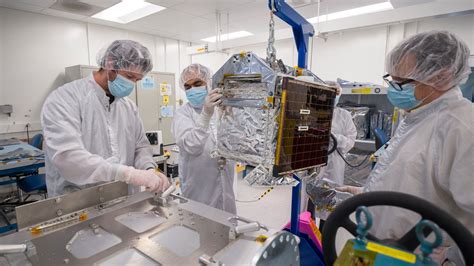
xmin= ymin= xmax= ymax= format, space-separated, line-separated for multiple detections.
xmin=387 ymin=83 xmax=421 ymax=110
xmin=186 ymin=86 xmax=208 ymax=108
xmin=108 ymin=74 xmax=135 ymax=98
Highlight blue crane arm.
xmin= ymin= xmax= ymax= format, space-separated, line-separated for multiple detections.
xmin=268 ymin=0 xmax=315 ymax=69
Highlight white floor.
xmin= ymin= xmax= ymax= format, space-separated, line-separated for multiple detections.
xmin=233 ymin=177 xmax=353 ymax=255
xmin=234 ymin=177 xmax=292 ymax=229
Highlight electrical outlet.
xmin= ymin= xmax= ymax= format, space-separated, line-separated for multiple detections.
xmin=0 ymin=105 xmax=13 ymax=116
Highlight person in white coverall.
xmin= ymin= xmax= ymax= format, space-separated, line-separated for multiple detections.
xmin=171 ymin=64 xmax=236 ymax=214
xmin=42 ymin=40 xmax=170 ymax=197
xmin=320 ymin=83 xmax=357 ymax=185
xmin=338 ymin=31 xmax=473 ymax=264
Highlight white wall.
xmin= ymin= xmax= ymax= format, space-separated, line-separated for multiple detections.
xmin=311 ymin=26 xmax=388 ymax=84
xmin=0 ymin=8 xmax=89 ymax=136
xmin=416 ymin=13 xmax=474 ymax=52
xmin=0 ymin=7 xmax=191 ymax=137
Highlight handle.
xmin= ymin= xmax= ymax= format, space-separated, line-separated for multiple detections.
xmin=0 ymin=244 xmax=27 ymax=254
xmin=235 ymin=222 xmax=261 ymax=234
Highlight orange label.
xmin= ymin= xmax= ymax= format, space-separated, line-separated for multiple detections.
xmin=309 ymin=217 xmax=322 ymax=242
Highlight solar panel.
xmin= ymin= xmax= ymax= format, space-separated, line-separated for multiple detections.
xmin=273 ymin=77 xmax=336 ymax=176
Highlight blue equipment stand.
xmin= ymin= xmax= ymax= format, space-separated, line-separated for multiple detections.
xmin=0 ymin=141 xmax=45 ymax=233
xmin=290 ymin=174 xmax=302 ymax=235
xmin=269 ymin=1 xmax=325 ymax=264
xmin=287 ymin=174 xmax=325 ymax=265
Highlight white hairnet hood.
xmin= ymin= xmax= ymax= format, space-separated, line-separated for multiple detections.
xmin=386 ymin=31 xmax=471 ymax=91
xmin=97 ymin=40 xmax=153 ymax=75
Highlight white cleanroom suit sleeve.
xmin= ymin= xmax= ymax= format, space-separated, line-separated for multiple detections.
xmin=436 ymin=117 xmax=474 ymax=214
xmin=133 ymin=109 xmax=157 ymax=170
xmin=172 ymin=108 xmax=211 ymax=156
xmin=335 ymin=109 xmax=357 ymax=154
xmin=41 ymin=91 xmax=123 ymax=185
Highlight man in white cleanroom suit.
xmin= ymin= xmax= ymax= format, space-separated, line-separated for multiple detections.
xmin=42 ymin=40 xmax=170 ymax=197
xmin=172 ymin=64 xmax=236 ymax=213
xmin=339 ymin=31 xmax=473 ymax=263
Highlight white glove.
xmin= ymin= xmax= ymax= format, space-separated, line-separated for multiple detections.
xmin=119 ymin=167 xmax=170 ymax=193
xmin=336 ymin=185 xmax=363 ymax=195
xmin=198 ymin=89 xmax=222 ymax=128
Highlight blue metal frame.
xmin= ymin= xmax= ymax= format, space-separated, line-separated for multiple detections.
xmin=0 ymin=163 xmax=45 ymax=178
xmin=269 ymin=0 xmax=315 ymax=69
xmin=290 ymin=173 xmax=301 ymax=235
xmin=0 ymin=223 xmax=17 ymax=234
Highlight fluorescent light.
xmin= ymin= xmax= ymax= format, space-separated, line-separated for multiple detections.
xmin=201 ymin=31 xmax=253 ymax=43
xmin=92 ymin=0 xmax=166 ymax=24
xmin=307 ymin=2 xmax=393 ymax=23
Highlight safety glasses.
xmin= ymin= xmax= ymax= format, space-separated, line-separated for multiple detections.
xmin=383 ymin=74 xmax=415 ymax=91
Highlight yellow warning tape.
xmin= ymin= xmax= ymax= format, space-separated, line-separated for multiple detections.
xmin=366 ymin=242 xmax=417 ymax=264
xmin=257 ymin=187 xmax=274 ymax=200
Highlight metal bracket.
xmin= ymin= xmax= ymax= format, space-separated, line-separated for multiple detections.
xmin=228 ymin=216 xmax=269 ymax=240
xmin=15 ymin=181 xmax=128 ymax=230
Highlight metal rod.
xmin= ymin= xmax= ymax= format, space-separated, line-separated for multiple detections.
xmin=0 ymin=244 xmax=27 ymax=254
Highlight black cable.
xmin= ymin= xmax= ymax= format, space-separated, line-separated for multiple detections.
xmin=330 ymin=133 xmax=371 ymax=168
xmin=26 ymin=123 xmax=30 ymax=144
xmin=327 ymin=134 xmax=338 ymax=155
xmin=336 ymin=148 xmax=371 ymax=168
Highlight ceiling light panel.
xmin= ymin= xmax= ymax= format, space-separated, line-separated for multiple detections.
xmin=92 ymin=0 xmax=166 ymax=24
xmin=307 ymin=2 xmax=393 ymax=23
xmin=201 ymin=31 xmax=253 ymax=43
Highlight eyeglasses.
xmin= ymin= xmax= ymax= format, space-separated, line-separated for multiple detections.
xmin=383 ymin=74 xmax=415 ymax=91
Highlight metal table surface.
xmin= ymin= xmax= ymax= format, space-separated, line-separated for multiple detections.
xmin=0 ymin=182 xmax=298 ymax=266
